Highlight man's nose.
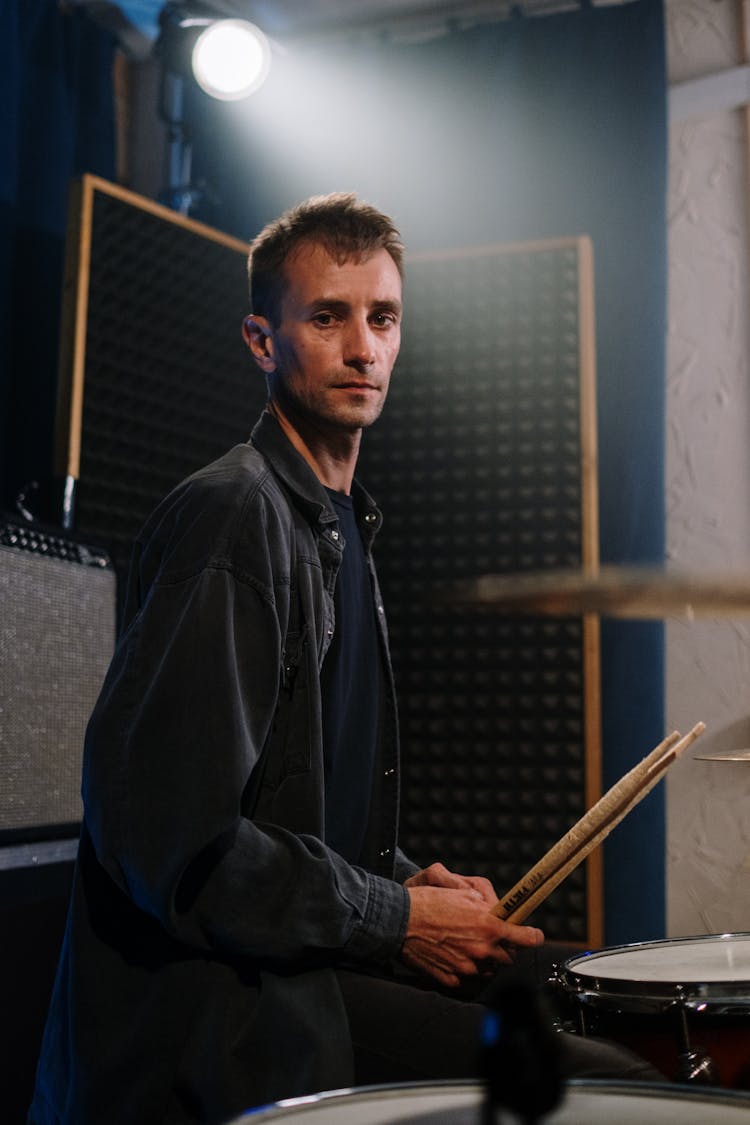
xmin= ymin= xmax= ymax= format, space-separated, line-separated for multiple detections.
xmin=345 ymin=319 xmax=376 ymax=367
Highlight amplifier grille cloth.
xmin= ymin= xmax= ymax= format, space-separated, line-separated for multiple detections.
xmin=0 ymin=543 xmax=115 ymax=833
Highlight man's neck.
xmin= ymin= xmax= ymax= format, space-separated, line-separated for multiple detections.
xmin=267 ymin=401 xmax=361 ymax=494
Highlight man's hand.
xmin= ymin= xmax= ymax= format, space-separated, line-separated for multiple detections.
xmin=404 ymin=861 xmax=499 ymax=907
xmin=400 ymin=863 xmax=544 ymax=988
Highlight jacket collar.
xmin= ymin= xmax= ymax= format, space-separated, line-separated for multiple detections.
xmin=250 ymin=409 xmax=382 ymax=540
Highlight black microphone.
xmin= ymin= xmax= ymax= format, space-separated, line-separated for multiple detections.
xmin=479 ymin=971 xmax=564 ymax=1125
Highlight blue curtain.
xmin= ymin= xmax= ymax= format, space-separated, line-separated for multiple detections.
xmin=0 ymin=0 xmax=116 ymax=515
xmin=192 ymin=0 xmax=668 ymax=944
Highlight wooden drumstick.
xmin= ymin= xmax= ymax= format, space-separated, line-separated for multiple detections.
xmin=493 ymin=722 xmax=706 ymax=923
xmin=493 ymin=729 xmax=681 ymax=918
xmin=502 ymin=723 xmax=704 ymax=923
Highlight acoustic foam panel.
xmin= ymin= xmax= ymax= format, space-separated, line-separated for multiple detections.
xmin=55 ymin=176 xmax=264 ymax=603
xmin=359 ymin=239 xmax=600 ymax=943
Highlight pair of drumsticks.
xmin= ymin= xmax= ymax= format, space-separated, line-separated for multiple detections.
xmin=493 ymin=722 xmax=706 ymax=924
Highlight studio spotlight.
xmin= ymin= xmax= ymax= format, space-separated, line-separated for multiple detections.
xmin=191 ymin=19 xmax=271 ymax=101
xmin=156 ymin=4 xmax=272 ymax=215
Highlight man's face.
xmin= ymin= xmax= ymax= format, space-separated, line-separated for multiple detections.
xmin=249 ymin=240 xmax=403 ymax=434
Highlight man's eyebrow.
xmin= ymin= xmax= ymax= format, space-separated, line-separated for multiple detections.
xmin=307 ymin=298 xmax=351 ymax=313
xmin=373 ymin=298 xmax=403 ymax=316
xmin=306 ymin=297 xmax=403 ymax=316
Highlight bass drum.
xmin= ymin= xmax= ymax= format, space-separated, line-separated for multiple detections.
xmin=228 ymin=1080 xmax=750 ymax=1124
xmin=557 ymin=933 xmax=750 ymax=1088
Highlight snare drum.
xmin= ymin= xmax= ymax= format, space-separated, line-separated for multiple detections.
xmin=557 ymin=933 xmax=750 ymax=1088
xmin=229 ymin=1080 xmax=750 ymax=1124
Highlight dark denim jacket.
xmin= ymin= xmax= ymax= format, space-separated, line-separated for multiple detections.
xmin=28 ymin=411 xmax=416 ymax=1125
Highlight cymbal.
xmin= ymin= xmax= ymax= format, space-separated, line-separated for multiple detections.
xmin=442 ymin=566 xmax=750 ymax=619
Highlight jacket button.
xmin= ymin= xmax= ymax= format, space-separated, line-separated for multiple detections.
xmin=384 ymin=767 xmax=395 ymax=778
xmin=365 ymin=512 xmax=377 ymax=524
xmin=379 ymin=848 xmax=391 ymax=858
xmin=331 ymin=530 xmax=340 ymax=541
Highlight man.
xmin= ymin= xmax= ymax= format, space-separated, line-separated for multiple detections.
xmin=29 ymin=193 xmax=653 ymax=1125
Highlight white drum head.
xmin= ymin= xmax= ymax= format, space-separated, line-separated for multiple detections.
xmin=561 ymin=933 xmax=750 ymax=1010
xmin=567 ymin=934 xmax=750 ymax=985
xmin=232 ymin=1080 xmax=750 ymax=1124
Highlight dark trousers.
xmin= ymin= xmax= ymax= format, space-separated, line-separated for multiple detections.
xmin=337 ymin=945 xmax=661 ymax=1088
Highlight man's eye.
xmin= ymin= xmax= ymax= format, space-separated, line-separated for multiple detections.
xmin=372 ymin=312 xmax=396 ymax=327
xmin=313 ymin=312 xmax=336 ymax=326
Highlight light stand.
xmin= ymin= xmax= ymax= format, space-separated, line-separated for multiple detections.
xmin=159 ymin=65 xmax=198 ymax=216
xmin=155 ymin=2 xmax=271 ymax=217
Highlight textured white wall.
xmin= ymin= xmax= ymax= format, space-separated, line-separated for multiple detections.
xmin=665 ymin=0 xmax=750 ymax=935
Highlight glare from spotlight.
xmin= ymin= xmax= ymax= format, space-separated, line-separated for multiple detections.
xmin=191 ymin=19 xmax=270 ymax=101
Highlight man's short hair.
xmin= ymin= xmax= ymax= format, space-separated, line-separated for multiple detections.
xmin=248 ymin=192 xmax=404 ymax=325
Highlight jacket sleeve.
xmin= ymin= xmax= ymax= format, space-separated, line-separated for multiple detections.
xmin=82 ymin=494 xmax=410 ymax=967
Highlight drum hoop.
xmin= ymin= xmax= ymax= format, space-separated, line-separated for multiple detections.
xmin=566 ymin=1079 xmax=750 ymax=1109
xmin=236 ymin=1079 xmax=750 ymax=1122
xmin=246 ymin=1081 xmax=479 ymax=1121
xmin=561 ymin=932 xmax=750 ymax=1006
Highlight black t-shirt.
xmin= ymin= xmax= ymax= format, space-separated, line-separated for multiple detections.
xmin=320 ymin=489 xmax=381 ymax=864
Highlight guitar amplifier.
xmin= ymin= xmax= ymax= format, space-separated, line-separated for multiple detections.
xmin=0 ymin=516 xmax=116 ymax=839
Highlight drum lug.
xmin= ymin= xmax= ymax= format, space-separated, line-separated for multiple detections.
xmin=546 ymin=966 xmax=588 ymax=1036
xmin=673 ymin=992 xmax=719 ymax=1086
xmin=550 ymin=1014 xmax=579 ymax=1036
xmin=676 ymin=1047 xmax=719 ymax=1086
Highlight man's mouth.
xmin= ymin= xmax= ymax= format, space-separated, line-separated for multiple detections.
xmin=333 ymin=381 xmax=379 ymax=392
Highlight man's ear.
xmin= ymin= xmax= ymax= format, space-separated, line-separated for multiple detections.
xmin=242 ymin=314 xmax=276 ymax=373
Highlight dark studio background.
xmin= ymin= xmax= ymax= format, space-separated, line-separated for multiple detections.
xmin=0 ymin=1 xmax=667 ymax=1118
